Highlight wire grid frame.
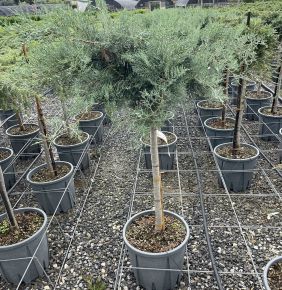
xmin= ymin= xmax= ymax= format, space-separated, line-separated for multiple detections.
xmin=114 ymin=97 xmax=282 ymax=288
xmin=0 ymin=109 xmax=109 ymax=289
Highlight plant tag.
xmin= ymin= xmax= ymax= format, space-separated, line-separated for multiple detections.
xmin=156 ymin=130 xmax=168 ymax=143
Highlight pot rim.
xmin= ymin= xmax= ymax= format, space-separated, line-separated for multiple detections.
xmin=140 ymin=131 xmax=178 ymax=148
xmin=5 ymin=123 xmax=39 ymax=137
xmin=231 ymin=80 xmax=256 ymax=87
xmin=77 ymin=111 xmax=103 ymax=122
xmin=258 ymin=106 xmax=282 ymax=118
xmin=53 ymin=132 xmax=90 ymax=148
xmin=214 ymin=142 xmax=259 ymax=162
xmin=0 ymin=207 xmax=47 ymax=250
xmin=196 ymin=100 xmax=223 ymax=111
xmin=263 ymin=256 xmax=282 ymax=290
xmin=26 ymin=161 xmax=74 ymax=185
xmin=204 ymin=117 xmax=235 ymax=132
xmin=123 ymin=210 xmax=190 ymax=257
xmin=0 ymin=147 xmax=13 ymax=163
xmin=246 ymin=91 xmax=272 ymax=100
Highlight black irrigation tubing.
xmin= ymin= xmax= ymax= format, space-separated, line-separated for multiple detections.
xmin=182 ymin=106 xmax=225 ymax=290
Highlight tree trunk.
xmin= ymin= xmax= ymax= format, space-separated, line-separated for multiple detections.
xmin=271 ymin=64 xmax=282 ymax=115
xmin=61 ymin=98 xmax=71 ymax=136
xmin=35 ymin=96 xmax=57 ymax=176
xmin=16 ymin=112 xmax=25 ymax=131
xmin=150 ymin=127 xmax=164 ymax=232
xmin=0 ymin=167 xmax=18 ymax=229
xmin=221 ymin=70 xmax=229 ymax=125
xmin=256 ymin=82 xmax=262 ymax=95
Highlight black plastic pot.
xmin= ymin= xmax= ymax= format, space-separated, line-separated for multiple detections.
xmin=196 ymin=100 xmax=223 ymax=125
xmin=204 ymin=117 xmax=235 ymax=149
xmin=78 ymin=111 xmax=103 ymax=144
xmin=0 ymin=109 xmax=18 ymax=131
xmin=123 ymin=210 xmax=190 ymax=290
xmin=230 ymin=81 xmax=256 ymax=105
xmin=263 ymin=256 xmax=282 ymax=290
xmin=26 ymin=161 xmax=75 ymax=215
xmin=258 ymin=106 xmax=282 ymax=141
xmin=53 ymin=132 xmax=90 ymax=171
xmin=92 ymin=103 xmax=111 ymax=125
xmin=6 ymin=124 xmax=40 ymax=159
xmin=0 ymin=147 xmax=16 ymax=191
xmin=245 ymin=91 xmax=272 ymax=121
xmin=214 ymin=142 xmax=259 ymax=192
xmin=0 ymin=207 xmax=49 ymax=285
xmin=141 ymin=131 xmax=177 ymax=170
xmin=161 ymin=112 xmax=174 ymax=133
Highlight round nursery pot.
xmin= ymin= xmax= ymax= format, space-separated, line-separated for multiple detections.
xmin=204 ymin=117 xmax=235 ymax=149
xmin=0 ymin=109 xmax=18 ymax=131
xmin=0 ymin=207 xmax=49 ymax=285
xmin=6 ymin=123 xmax=40 ymax=159
xmin=0 ymin=147 xmax=16 ymax=191
xmin=78 ymin=111 xmax=104 ymax=144
xmin=214 ymin=142 xmax=259 ymax=192
xmin=141 ymin=131 xmax=177 ymax=171
xmin=196 ymin=100 xmax=223 ymax=125
xmin=123 ymin=210 xmax=190 ymax=290
xmin=53 ymin=132 xmax=90 ymax=171
xmin=230 ymin=81 xmax=256 ymax=105
xmin=161 ymin=112 xmax=174 ymax=133
xmin=258 ymin=106 xmax=282 ymax=141
xmin=245 ymin=91 xmax=272 ymax=121
xmin=263 ymin=256 xmax=282 ymax=290
xmin=92 ymin=103 xmax=111 ymax=125
xmin=26 ymin=161 xmax=75 ymax=215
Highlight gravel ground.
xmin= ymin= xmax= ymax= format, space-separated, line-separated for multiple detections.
xmin=0 ymin=94 xmax=281 ymax=290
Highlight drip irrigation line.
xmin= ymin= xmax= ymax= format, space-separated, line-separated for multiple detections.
xmin=182 ymin=106 xmax=224 ymax=290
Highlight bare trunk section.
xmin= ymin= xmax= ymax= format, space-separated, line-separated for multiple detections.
xmin=35 ymin=96 xmax=57 ymax=176
xmin=256 ymin=82 xmax=262 ymax=95
xmin=271 ymin=64 xmax=282 ymax=114
xmin=150 ymin=127 xmax=164 ymax=232
xmin=61 ymin=98 xmax=71 ymax=136
xmin=0 ymin=167 xmax=18 ymax=229
xmin=221 ymin=70 xmax=229 ymax=125
xmin=16 ymin=112 xmax=25 ymax=131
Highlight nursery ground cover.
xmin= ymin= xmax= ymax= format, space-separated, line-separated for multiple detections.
xmin=0 ymin=93 xmax=281 ymax=289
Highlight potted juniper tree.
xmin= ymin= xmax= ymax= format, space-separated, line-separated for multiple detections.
xmin=30 ymin=39 xmax=93 ymax=171
xmin=0 ymin=167 xmax=49 ymax=285
xmin=214 ymin=13 xmax=277 ymax=192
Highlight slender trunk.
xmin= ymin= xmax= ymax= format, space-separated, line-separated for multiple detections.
xmin=0 ymin=167 xmax=18 ymax=229
xmin=256 ymin=82 xmax=262 ymax=95
xmin=21 ymin=43 xmax=29 ymax=63
xmin=232 ymin=67 xmax=246 ymax=154
xmin=150 ymin=127 xmax=164 ymax=232
xmin=35 ymin=96 xmax=57 ymax=176
xmin=221 ymin=70 xmax=229 ymax=125
xmin=16 ymin=112 xmax=25 ymax=131
xmin=61 ymin=98 xmax=71 ymax=136
xmin=271 ymin=65 xmax=282 ymax=115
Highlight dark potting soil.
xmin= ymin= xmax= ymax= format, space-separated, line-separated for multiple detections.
xmin=246 ymin=91 xmax=270 ymax=99
xmin=268 ymin=262 xmax=282 ymax=290
xmin=207 ymin=118 xmax=234 ymax=129
xmin=56 ymin=133 xmax=88 ymax=146
xmin=217 ymin=144 xmax=257 ymax=159
xmin=8 ymin=124 xmax=38 ymax=136
xmin=0 ymin=212 xmax=43 ymax=246
xmin=199 ymin=101 xmax=222 ymax=109
xmin=31 ymin=164 xmax=70 ymax=182
xmin=0 ymin=150 xmax=10 ymax=161
xmin=126 ymin=215 xmax=186 ymax=253
xmin=78 ymin=111 xmax=102 ymax=121
xmin=143 ymin=132 xmax=176 ymax=146
xmin=261 ymin=107 xmax=282 ymax=116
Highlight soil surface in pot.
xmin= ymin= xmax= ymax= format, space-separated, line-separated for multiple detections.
xmin=206 ymin=119 xmax=234 ymax=129
xmin=217 ymin=144 xmax=257 ymax=159
xmin=0 ymin=212 xmax=43 ymax=246
xmin=31 ymin=164 xmax=70 ymax=182
xmin=268 ymin=261 xmax=282 ymax=289
xmin=77 ymin=111 xmax=102 ymax=121
xmin=56 ymin=133 xmax=88 ymax=146
xmin=246 ymin=91 xmax=270 ymax=99
xmin=143 ymin=132 xmax=176 ymax=146
xmin=8 ymin=124 xmax=38 ymax=135
xmin=126 ymin=215 xmax=186 ymax=253
xmin=199 ymin=101 xmax=222 ymax=109
xmin=0 ymin=150 xmax=10 ymax=161
xmin=261 ymin=107 xmax=282 ymax=116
